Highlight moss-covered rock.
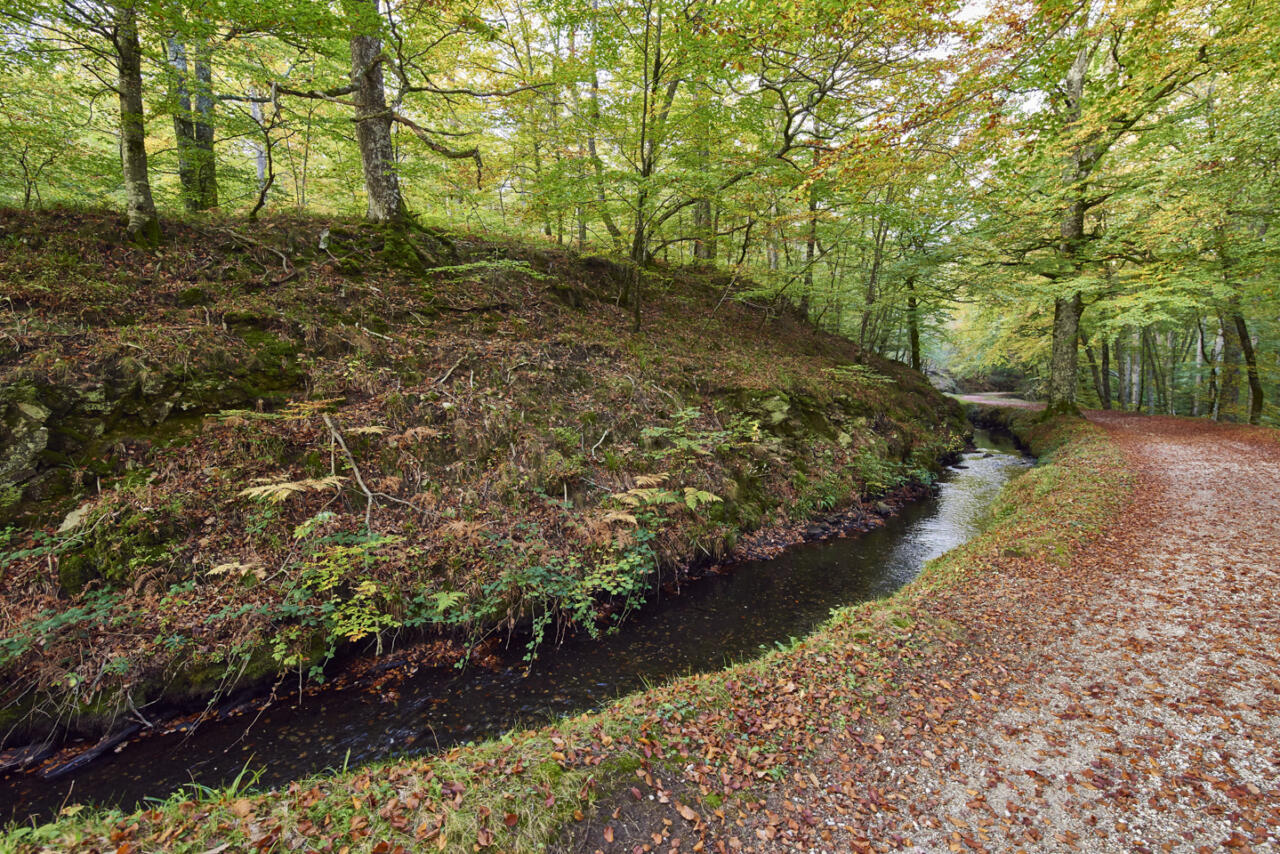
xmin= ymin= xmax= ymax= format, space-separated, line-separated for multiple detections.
xmin=0 ymin=326 xmax=304 ymax=523
xmin=0 ymin=385 xmax=51 ymax=516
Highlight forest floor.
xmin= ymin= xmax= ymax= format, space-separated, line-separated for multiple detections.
xmin=724 ymin=411 xmax=1280 ymax=852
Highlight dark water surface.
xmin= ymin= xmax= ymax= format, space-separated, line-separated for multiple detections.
xmin=1 ymin=431 xmax=1028 ymax=821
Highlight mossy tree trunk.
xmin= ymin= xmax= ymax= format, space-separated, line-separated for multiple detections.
xmin=350 ymin=0 xmax=405 ymax=224
xmin=1043 ymin=45 xmax=1094 ymax=416
xmin=115 ymin=1 xmax=161 ymax=245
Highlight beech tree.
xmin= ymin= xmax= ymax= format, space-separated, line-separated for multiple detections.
xmin=1 ymin=0 xmax=162 ymax=241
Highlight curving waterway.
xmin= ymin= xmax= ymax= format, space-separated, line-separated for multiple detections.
xmin=1 ymin=430 xmax=1029 ymax=822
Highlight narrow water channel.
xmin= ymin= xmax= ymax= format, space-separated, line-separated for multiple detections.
xmin=1 ymin=430 xmax=1028 ymax=822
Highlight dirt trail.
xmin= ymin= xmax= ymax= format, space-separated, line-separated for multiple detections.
xmin=745 ymin=413 xmax=1280 ymax=852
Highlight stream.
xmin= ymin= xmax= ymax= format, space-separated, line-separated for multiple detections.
xmin=0 ymin=430 xmax=1029 ymax=822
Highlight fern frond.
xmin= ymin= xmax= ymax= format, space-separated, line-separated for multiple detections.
xmin=238 ymin=476 xmax=347 ymax=503
xmin=347 ymin=425 xmax=390 ymax=435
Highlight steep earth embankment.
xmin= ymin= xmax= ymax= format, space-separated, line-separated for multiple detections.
xmin=0 ymin=209 xmax=964 ymax=749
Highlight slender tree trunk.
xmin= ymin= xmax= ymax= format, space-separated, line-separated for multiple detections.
xmin=767 ymin=202 xmax=780 ymax=272
xmin=630 ymin=205 xmax=646 ymax=331
xmin=693 ymin=199 xmax=714 ymax=260
xmin=1218 ymin=313 xmax=1242 ymax=421
xmin=1137 ymin=335 xmax=1147 ymax=413
xmin=1114 ymin=336 xmax=1126 ymax=411
xmin=906 ymin=278 xmax=921 ymax=372
xmin=800 ymin=143 xmax=819 ymax=320
xmin=858 ymin=212 xmax=888 ymax=347
xmin=691 ymin=81 xmax=715 ymax=261
xmin=249 ymin=91 xmax=268 ymax=190
xmin=1099 ymin=339 xmax=1112 ymax=409
xmin=115 ymin=2 xmax=160 ymax=244
xmin=1233 ymin=313 xmax=1264 ymax=425
xmin=1198 ymin=318 xmax=1220 ymax=417
xmin=1136 ymin=330 xmax=1146 ymax=409
xmin=1144 ymin=328 xmax=1167 ymax=413
xmin=350 ymin=0 xmax=404 ymax=223
xmin=572 ymin=9 xmax=619 ymax=248
xmin=587 ymin=69 xmax=623 ymax=248
xmin=169 ymin=39 xmax=218 ymax=211
xmin=1081 ymin=332 xmax=1104 ymax=408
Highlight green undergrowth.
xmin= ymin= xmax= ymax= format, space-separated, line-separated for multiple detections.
xmin=5 ymin=411 xmax=1135 ymax=853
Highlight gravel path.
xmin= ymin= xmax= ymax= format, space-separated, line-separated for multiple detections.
xmin=747 ymin=413 xmax=1280 ymax=852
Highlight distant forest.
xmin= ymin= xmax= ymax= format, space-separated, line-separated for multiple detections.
xmin=1 ymin=0 xmax=1276 ymax=418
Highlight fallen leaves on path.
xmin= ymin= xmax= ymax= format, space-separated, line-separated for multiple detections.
xmin=562 ymin=414 xmax=1280 ymax=853
xmin=737 ymin=414 xmax=1280 ymax=852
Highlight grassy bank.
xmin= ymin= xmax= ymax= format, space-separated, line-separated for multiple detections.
xmin=4 ymin=409 xmax=1133 ymax=852
xmin=0 ymin=208 xmax=964 ymax=748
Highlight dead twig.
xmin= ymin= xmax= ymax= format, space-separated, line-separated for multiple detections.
xmin=590 ymin=427 xmax=612 ymax=460
xmin=505 ymin=360 xmax=531 ymax=384
xmin=323 ymin=414 xmax=429 ymax=533
xmin=434 ymin=355 xmax=465 ymax=387
xmin=323 ymin=413 xmax=378 ymax=532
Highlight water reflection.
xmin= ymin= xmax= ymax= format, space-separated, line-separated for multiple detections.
xmin=1 ymin=431 xmax=1028 ymax=820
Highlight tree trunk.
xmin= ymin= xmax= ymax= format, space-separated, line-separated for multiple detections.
xmin=801 ymin=146 xmax=819 ymax=321
xmin=1141 ymin=332 xmax=1152 ymax=414
xmin=1114 ymin=336 xmax=1126 ymax=411
xmin=629 ymin=210 xmax=646 ymax=331
xmin=1143 ymin=328 xmax=1167 ymax=413
xmin=191 ymin=46 xmax=217 ymax=207
xmin=1099 ymin=339 xmax=1112 ymax=409
xmin=1081 ymin=332 xmax=1104 ymax=408
xmin=906 ymin=278 xmax=921 ymax=372
xmin=1047 ymin=292 xmax=1083 ymax=414
xmin=350 ymin=0 xmax=404 ymax=224
xmin=693 ymin=198 xmax=714 ymax=261
xmin=858 ymin=213 xmax=888 ymax=347
xmin=587 ymin=69 xmax=623 ymax=248
xmin=1218 ymin=313 xmax=1242 ymax=421
xmin=115 ymin=2 xmax=160 ymax=244
xmin=691 ymin=82 xmax=715 ymax=261
xmin=1233 ymin=313 xmax=1264 ymax=425
xmin=1045 ymin=43 xmax=1092 ymax=415
xmin=1191 ymin=323 xmax=1203 ymax=416
xmin=169 ymin=40 xmax=218 ymax=211
xmin=249 ymin=93 xmax=268 ymax=189
xmin=1199 ymin=319 xmax=1221 ymax=417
